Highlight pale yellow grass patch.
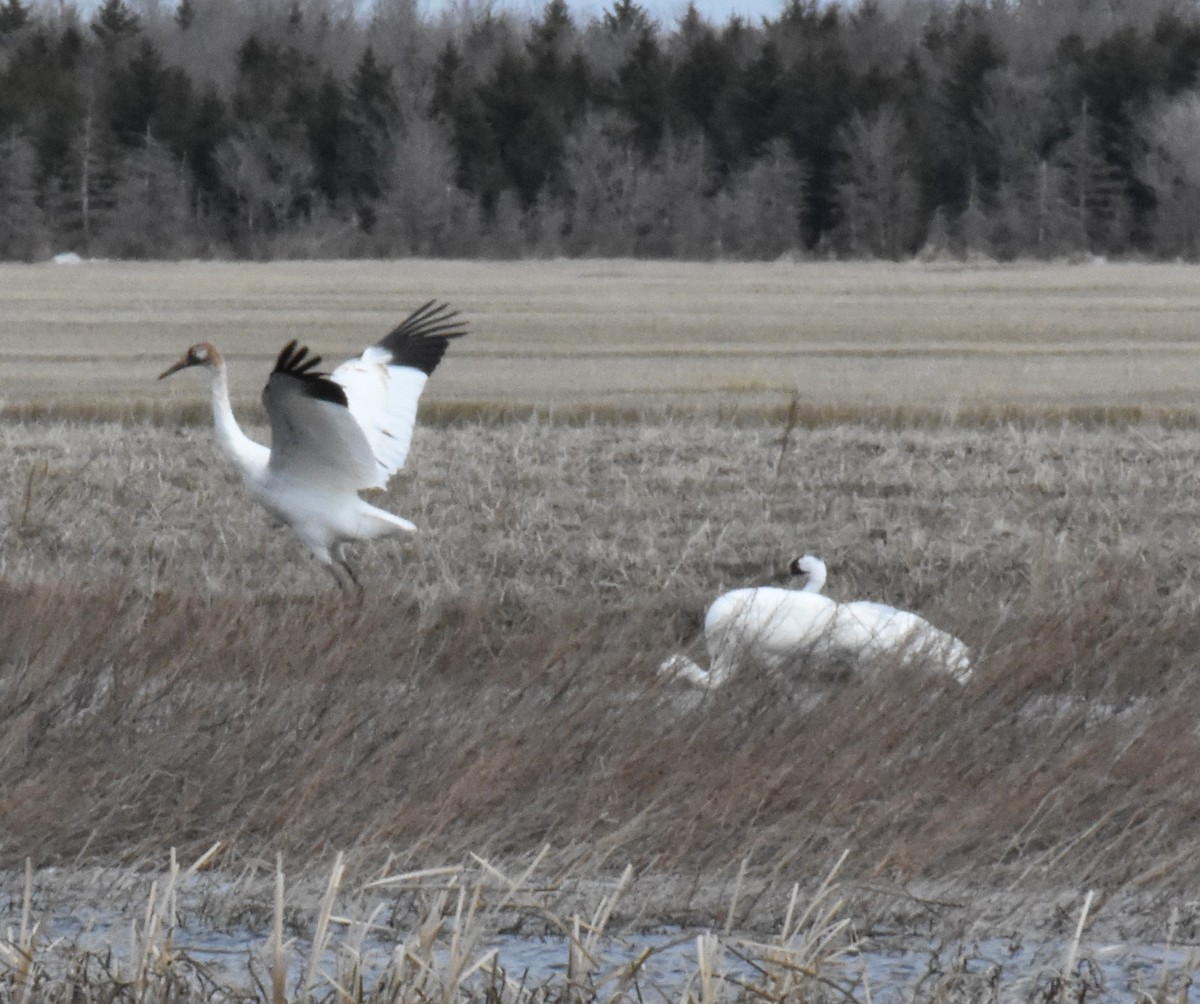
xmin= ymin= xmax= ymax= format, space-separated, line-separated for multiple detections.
xmin=4 ymin=258 xmax=1200 ymax=419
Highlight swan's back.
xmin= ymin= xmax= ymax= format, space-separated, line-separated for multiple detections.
xmin=705 ymin=587 xmax=838 ymax=662
xmin=839 ymin=600 xmax=972 ymax=682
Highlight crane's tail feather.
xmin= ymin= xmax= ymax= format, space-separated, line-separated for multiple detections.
xmin=355 ymin=504 xmax=417 ymax=539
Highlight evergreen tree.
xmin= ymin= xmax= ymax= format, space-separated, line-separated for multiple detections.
xmin=91 ymin=0 xmax=141 ymax=46
xmin=528 ymin=0 xmax=572 ymax=82
xmin=602 ymin=0 xmax=653 ymax=37
xmin=306 ymin=73 xmax=348 ymax=205
xmin=613 ymin=29 xmax=667 ymax=157
xmin=1052 ymin=25 xmax=1159 ymax=249
xmin=108 ymin=38 xmax=170 ymax=143
xmin=0 ymin=0 xmax=29 ymax=36
xmin=727 ymin=39 xmax=784 ymax=165
xmin=53 ymin=95 xmax=124 ymax=253
xmin=1152 ymin=8 xmax=1200 ymax=95
xmin=667 ymin=9 xmax=733 ymax=147
xmin=343 ymin=46 xmax=398 ymax=221
xmin=975 ymin=70 xmax=1054 ymax=259
xmin=527 ymin=0 xmax=588 ymax=140
xmin=180 ymin=86 xmax=227 ymax=199
xmin=774 ymin=2 xmax=855 ymax=243
xmin=175 ymin=0 xmax=195 ymax=31
xmin=429 ymin=39 xmax=506 ymax=211
xmin=7 ymin=24 xmax=86 ymax=203
xmin=479 ymin=44 xmax=563 ymax=207
xmin=921 ymin=13 xmax=1004 ymax=218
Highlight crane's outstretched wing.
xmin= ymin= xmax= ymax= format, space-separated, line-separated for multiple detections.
xmin=263 ymin=341 xmax=380 ymax=490
xmin=331 ymin=301 xmax=468 ymax=488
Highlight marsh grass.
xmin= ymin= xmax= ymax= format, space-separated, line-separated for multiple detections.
xmin=3 ymin=416 xmax=1200 ymax=948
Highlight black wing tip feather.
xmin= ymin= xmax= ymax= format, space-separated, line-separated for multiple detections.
xmin=379 ymin=300 xmax=469 ymax=376
xmin=271 ymin=339 xmax=348 ymax=407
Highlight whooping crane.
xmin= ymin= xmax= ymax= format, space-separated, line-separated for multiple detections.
xmin=159 ymin=300 xmax=467 ymax=587
xmin=661 ymin=553 xmax=972 ymax=688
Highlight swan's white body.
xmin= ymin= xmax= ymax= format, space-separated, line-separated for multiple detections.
xmin=160 ymin=301 xmax=466 ymax=586
xmin=833 ymin=600 xmax=973 ymax=682
xmin=663 ymin=584 xmax=838 ymax=688
xmin=661 ymin=554 xmax=972 ymax=687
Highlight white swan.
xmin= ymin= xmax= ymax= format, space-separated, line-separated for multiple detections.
xmin=660 ymin=555 xmax=837 ymax=688
xmin=661 ymin=554 xmax=972 ymax=688
xmin=811 ymin=558 xmax=973 ymax=684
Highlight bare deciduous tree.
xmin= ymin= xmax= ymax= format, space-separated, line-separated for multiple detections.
xmin=0 ymin=131 xmax=48 ymax=260
xmin=1140 ymin=91 xmax=1200 ymax=259
xmin=835 ymin=105 xmax=920 ymax=259
xmin=719 ymin=139 xmax=805 ymax=259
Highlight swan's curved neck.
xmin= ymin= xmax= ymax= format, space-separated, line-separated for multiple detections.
xmin=208 ymin=361 xmax=266 ymax=481
xmin=800 ymin=560 xmax=827 ymax=594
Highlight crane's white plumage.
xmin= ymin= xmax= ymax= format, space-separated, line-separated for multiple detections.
xmin=159 ymin=300 xmax=467 ymax=587
xmin=661 ymin=553 xmax=972 ymax=688
xmin=332 ymin=350 xmax=431 ymax=485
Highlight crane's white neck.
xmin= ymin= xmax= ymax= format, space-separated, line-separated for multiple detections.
xmin=208 ymin=360 xmax=267 ymax=482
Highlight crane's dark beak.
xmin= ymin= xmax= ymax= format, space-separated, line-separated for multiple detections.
xmin=158 ymin=355 xmax=192 ymax=380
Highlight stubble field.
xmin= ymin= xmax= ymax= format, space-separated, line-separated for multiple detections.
xmin=3 ymin=259 xmax=1200 ymax=1000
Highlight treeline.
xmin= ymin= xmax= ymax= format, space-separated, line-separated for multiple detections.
xmin=3 ymin=0 xmax=1200 ymax=261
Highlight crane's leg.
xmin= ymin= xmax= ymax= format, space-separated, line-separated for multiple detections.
xmin=332 ymin=542 xmax=363 ymax=593
xmin=310 ymin=544 xmax=357 ymax=591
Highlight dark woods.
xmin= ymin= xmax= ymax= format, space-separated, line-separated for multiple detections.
xmin=2 ymin=0 xmax=1200 ymax=262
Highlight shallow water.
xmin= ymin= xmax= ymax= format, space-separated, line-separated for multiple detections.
xmin=32 ymin=911 xmax=1200 ymax=1001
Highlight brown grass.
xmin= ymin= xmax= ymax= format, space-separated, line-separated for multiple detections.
xmin=2 ymin=415 xmax=1200 ymax=953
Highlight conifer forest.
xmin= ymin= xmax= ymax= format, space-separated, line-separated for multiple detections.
xmin=2 ymin=0 xmax=1200 ymax=262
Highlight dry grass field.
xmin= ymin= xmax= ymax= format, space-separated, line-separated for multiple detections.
xmin=3 ymin=260 xmax=1200 ymax=1000
xmin=6 ymin=257 xmax=1200 ymax=419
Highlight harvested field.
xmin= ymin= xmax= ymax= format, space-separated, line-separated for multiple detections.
xmin=5 ymin=258 xmax=1200 ymax=420
xmin=2 ymin=261 xmax=1200 ymax=1000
